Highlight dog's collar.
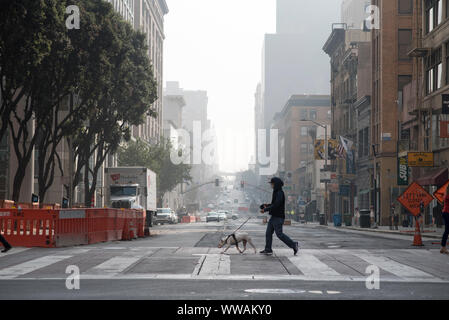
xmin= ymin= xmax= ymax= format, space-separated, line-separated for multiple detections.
xmin=225 ymin=234 xmax=238 ymax=243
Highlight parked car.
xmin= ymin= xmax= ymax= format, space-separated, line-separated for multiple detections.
xmin=231 ymin=213 xmax=239 ymax=220
xmin=170 ymin=211 xmax=179 ymax=224
xmin=206 ymin=212 xmax=219 ymax=222
xmin=155 ymin=208 xmax=174 ymax=225
xmin=217 ymin=212 xmax=227 ymax=221
xmin=218 ymin=210 xmax=232 ymax=219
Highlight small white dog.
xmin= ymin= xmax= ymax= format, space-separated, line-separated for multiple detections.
xmin=218 ymin=232 xmax=257 ymax=254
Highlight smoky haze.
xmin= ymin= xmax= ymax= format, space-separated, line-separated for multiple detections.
xmin=164 ymin=0 xmax=341 ymax=173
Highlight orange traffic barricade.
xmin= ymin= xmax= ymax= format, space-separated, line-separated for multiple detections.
xmin=0 ymin=209 xmax=56 ymax=248
xmin=54 ymin=209 xmax=88 ymax=247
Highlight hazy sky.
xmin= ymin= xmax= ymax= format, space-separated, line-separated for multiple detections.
xmin=163 ymin=0 xmax=340 ymax=173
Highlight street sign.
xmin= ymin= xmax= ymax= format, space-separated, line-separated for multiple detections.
xmin=397 ymin=182 xmax=434 ymax=216
xmin=397 ymin=155 xmax=409 ymax=186
xmin=442 ymin=94 xmax=449 ymax=114
xmin=408 ymin=152 xmax=434 ymax=167
xmin=433 ymin=180 xmax=449 ymax=205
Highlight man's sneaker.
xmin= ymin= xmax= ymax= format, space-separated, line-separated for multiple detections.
xmin=259 ymin=250 xmax=273 ymax=256
xmin=293 ymin=242 xmax=299 ymax=256
xmin=1 ymin=246 xmax=12 ymax=253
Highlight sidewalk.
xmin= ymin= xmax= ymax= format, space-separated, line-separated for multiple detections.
xmin=316 ymin=223 xmax=443 ymax=240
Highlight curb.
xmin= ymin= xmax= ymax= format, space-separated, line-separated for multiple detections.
xmin=316 ymin=225 xmax=443 ymax=240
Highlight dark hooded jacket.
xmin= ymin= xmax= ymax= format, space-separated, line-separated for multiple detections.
xmin=263 ymin=177 xmax=285 ymax=218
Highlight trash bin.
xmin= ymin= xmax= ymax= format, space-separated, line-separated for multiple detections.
xmin=333 ymin=213 xmax=342 ymax=227
xmin=344 ymin=214 xmax=352 ymax=226
xmin=319 ymin=214 xmax=326 ymax=226
xmin=359 ymin=210 xmax=371 ymax=228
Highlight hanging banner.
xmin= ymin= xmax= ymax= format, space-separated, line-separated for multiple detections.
xmin=397 ymin=155 xmax=409 ymax=186
xmin=314 ymin=139 xmax=341 ymax=160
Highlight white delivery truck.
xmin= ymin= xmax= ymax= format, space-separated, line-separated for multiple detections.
xmin=105 ymin=167 xmax=157 ymax=226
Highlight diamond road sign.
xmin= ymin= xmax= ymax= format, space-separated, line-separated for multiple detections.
xmin=397 ymin=182 xmax=434 ymax=217
xmin=433 ymin=180 xmax=449 ymax=205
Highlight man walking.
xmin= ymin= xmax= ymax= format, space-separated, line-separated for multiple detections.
xmin=259 ymin=177 xmax=299 ymax=256
xmin=0 ymin=234 xmax=12 ymax=253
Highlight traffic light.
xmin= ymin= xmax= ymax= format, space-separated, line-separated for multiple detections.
xmin=215 ymin=179 xmax=220 ymax=187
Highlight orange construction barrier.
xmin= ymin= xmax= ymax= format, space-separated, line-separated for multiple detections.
xmin=412 ymin=218 xmax=424 ymax=247
xmin=0 ymin=207 xmax=146 ymax=248
xmin=0 ymin=209 xmax=56 ymax=248
xmin=55 ymin=209 xmax=88 ymax=247
xmin=181 ymin=216 xmax=196 ymax=223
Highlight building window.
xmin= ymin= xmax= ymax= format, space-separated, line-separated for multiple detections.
xmin=398 ymin=29 xmax=412 ymax=61
xmin=300 ymin=143 xmax=308 ymax=154
xmin=310 ymin=110 xmax=317 ymax=120
xmin=300 ymin=109 xmax=308 ymax=120
xmin=426 ymin=0 xmax=443 ymax=33
xmin=301 ymin=127 xmax=309 ymax=137
xmin=425 ymin=47 xmax=442 ymax=94
xmin=446 ymin=42 xmax=449 ymax=85
xmin=398 ymin=0 xmax=413 ymax=14
xmin=398 ymin=75 xmax=412 ymax=109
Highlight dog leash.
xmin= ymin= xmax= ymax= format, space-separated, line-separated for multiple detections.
xmin=231 ymin=217 xmax=252 ymax=234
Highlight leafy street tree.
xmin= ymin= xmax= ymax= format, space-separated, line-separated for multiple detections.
xmin=70 ymin=1 xmax=158 ymax=207
xmin=0 ymin=0 xmax=158 ymax=204
xmin=118 ymin=138 xmax=192 ymax=207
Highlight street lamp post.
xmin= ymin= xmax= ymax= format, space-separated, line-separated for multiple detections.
xmin=301 ymin=119 xmax=329 ymax=225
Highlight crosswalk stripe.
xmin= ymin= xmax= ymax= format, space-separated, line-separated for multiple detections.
xmin=85 ymin=255 xmax=146 ymax=276
xmin=289 ymin=254 xmax=341 ymax=277
xmin=196 ymin=254 xmax=231 ymax=276
xmin=352 ymin=253 xmax=436 ymax=279
xmin=0 ymin=247 xmax=31 ymax=257
xmin=0 ymin=255 xmax=72 ymax=279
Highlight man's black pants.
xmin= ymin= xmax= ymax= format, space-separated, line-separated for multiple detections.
xmin=265 ymin=216 xmax=295 ymax=251
xmin=0 ymin=234 xmax=11 ymax=249
xmin=442 ymin=212 xmax=449 ymax=247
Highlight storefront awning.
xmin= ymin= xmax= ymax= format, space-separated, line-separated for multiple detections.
xmin=416 ymin=168 xmax=448 ymax=187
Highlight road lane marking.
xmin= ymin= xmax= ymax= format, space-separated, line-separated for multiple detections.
xmin=0 ymin=255 xmax=72 ymax=279
xmin=194 ymin=254 xmax=231 ymax=276
xmin=352 ymin=253 xmax=436 ymax=280
xmin=84 ymin=255 xmax=146 ymax=276
xmin=0 ymin=247 xmax=31 ymax=257
xmin=1 ymin=274 xmax=447 ymax=283
xmin=289 ymin=254 xmax=341 ymax=277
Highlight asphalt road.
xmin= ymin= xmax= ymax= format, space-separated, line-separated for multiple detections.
xmin=0 ymin=212 xmax=448 ymax=300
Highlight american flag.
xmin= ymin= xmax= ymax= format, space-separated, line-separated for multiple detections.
xmin=336 ymin=143 xmax=345 ymax=158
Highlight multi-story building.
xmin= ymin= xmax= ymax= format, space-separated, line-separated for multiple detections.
xmin=256 ymin=0 xmax=339 ymax=180
xmin=399 ymin=0 xmax=449 ymax=226
xmin=273 ymin=95 xmax=331 ymax=217
xmin=371 ymin=0 xmax=414 ymax=225
xmin=323 ymin=15 xmax=371 ymax=222
xmin=133 ymin=0 xmax=169 ymax=143
xmin=106 ymin=0 xmax=135 ymax=24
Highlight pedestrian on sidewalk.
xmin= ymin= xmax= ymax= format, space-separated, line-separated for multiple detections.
xmin=259 ymin=177 xmax=299 ymax=256
xmin=0 ymin=234 xmax=12 ymax=253
xmin=440 ymin=186 xmax=449 ymax=255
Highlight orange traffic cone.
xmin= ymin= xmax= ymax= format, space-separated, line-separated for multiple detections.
xmin=412 ymin=218 xmax=424 ymax=247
